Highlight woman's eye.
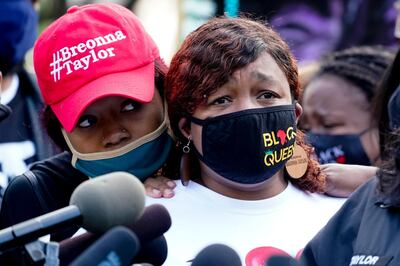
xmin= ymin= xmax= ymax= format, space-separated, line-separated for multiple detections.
xmin=211 ymin=96 xmax=231 ymax=105
xmin=258 ymin=91 xmax=278 ymax=99
xmin=122 ymin=100 xmax=139 ymax=112
xmin=77 ymin=115 xmax=97 ymax=128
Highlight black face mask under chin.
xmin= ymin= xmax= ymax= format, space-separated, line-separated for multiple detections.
xmin=307 ymin=130 xmax=372 ymax=166
xmin=190 ymin=105 xmax=297 ymax=185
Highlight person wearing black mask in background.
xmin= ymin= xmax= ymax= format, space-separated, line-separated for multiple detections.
xmin=301 ymin=46 xmax=394 ymax=197
xmin=0 ymin=0 xmax=60 ymax=205
xmin=300 ymin=48 xmax=400 ymax=266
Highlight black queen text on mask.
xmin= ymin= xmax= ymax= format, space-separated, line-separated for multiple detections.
xmin=190 ymin=105 xmax=297 ymax=184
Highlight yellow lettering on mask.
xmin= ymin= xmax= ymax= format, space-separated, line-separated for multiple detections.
xmin=263 ymin=144 xmax=296 ymax=167
xmin=264 ymin=152 xmax=275 ymax=166
xmin=287 ymin=144 xmax=294 ymax=158
xmin=274 ymin=149 xmax=282 ymax=163
xmin=286 ymin=127 xmax=296 ymax=141
xmin=281 ymin=146 xmax=289 ymax=160
xmin=263 ymin=132 xmax=280 ymax=147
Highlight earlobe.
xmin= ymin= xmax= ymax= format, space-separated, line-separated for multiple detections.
xmin=178 ymin=117 xmax=191 ymax=138
xmin=295 ymin=102 xmax=303 ymax=124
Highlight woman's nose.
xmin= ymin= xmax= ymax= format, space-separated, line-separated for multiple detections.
xmin=236 ymin=98 xmax=260 ymax=111
xmin=102 ymin=127 xmax=130 ymax=148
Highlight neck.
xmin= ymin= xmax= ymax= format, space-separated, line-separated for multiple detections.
xmin=198 ymin=162 xmax=288 ymax=200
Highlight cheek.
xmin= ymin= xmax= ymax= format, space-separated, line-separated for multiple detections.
xmin=349 ymin=110 xmax=371 ymax=127
xmin=123 ymin=108 xmax=164 ymax=139
xmin=66 ymin=131 xmax=103 ymax=153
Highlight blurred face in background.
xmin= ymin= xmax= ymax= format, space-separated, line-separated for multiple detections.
xmin=302 ymin=74 xmax=379 ymax=165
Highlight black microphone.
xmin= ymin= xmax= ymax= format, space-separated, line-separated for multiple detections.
xmin=59 ymin=204 xmax=171 ymax=265
xmin=129 ymin=204 xmax=171 ymax=243
xmin=0 ymin=172 xmax=145 ymax=251
xmin=191 ymin=244 xmax=242 ymax=266
xmin=69 ymin=226 xmax=140 ymax=266
xmin=265 ymin=255 xmax=300 ymax=266
xmin=133 ymin=235 xmax=168 ymax=266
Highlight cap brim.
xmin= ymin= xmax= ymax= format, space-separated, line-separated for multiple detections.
xmin=51 ymin=62 xmax=155 ymax=132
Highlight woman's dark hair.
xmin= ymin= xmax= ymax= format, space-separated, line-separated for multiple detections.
xmin=311 ymin=46 xmax=395 ymax=102
xmin=42 ymin=57 xmax=168 ymax=151
xmin=166 ymin=16 xmax=326 ymax=193
xmin=373 ymin=49 xmax=400 ymax=205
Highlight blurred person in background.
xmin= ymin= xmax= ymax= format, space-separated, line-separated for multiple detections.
xmin=0 ymin=0 xmax=59 ymax=205
xmin=215 ymin=0 xmax=397 ymax=63
xmin=301 ymin=46 xmax=395 ymax=197
xmin=300 ymin=47 xmax=400 ymax=266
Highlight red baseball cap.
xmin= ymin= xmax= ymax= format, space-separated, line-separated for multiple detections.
xmin=33 ymin=3 xmax=159 ymax=132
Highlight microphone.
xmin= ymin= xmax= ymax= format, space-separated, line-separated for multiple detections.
xmin=265 ymin=255 xmax=300 ymax=266
xmin=191 ymin=244 xmax=242 ymax=266
xmin=133 ymin=235 xmax=167 ymax=266
xmin=0 ymin=172 xmax=145 ymax=251
xmin=59 ymin=204 xmax=171 ymax=264
xmin=59 ymin=204 xmax=171 ymax=265
xmin=128 ymin=204 xmax=171 ymax=243
xmin=69 ymin=226 xmax=140 ymax=266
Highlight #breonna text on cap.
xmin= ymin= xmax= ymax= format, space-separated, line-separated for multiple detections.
xmin=50 ymin=30 xmax=126 ymax=82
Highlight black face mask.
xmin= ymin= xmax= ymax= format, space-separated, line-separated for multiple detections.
xmin=190 ymin=105 xmax=297 ymax=184
xmin=307 ymin=131 xmax=371 ymax=165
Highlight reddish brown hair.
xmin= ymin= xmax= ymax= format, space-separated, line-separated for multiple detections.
xmin=166 ymin=17 xmax=325 ymax=193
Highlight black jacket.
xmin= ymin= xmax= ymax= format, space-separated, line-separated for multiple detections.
xmin=17 ymin=68 xmax=60 ymax=161
xmin=300 ymin=177 xmax=400 ymax=266
xmin=0 ymin=152 xmax=87 ymax=265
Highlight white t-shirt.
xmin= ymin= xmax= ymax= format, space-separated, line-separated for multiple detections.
xmin=146 ymin=180 xmax=345 ymax=266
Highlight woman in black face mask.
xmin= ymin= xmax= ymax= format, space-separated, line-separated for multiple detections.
xmin=146 ymin=17 xmax=346 ymax=265
xmin=300 ymin=47 xmax=400 ymax=266
xmin=302 ymin=46 xmax=394 ymax=166
xmin=301 ymin=46 xmax=394 ymax=197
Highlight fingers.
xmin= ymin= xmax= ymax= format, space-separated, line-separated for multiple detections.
xmin=144 ymin=176 xmax=176 ymax=198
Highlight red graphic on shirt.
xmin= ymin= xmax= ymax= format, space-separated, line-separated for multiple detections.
xmin=277 ymin=130 xmax=287 ymax=145
xmin=336 ymin=155 xmax=346 ymax=164
xmin=245 ymin=246 xmax=302 ymax=266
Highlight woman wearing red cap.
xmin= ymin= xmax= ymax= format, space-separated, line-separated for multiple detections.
xmin=0 ymin=3 xmax=177 ymax=264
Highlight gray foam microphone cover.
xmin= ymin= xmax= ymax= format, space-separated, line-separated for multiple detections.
xmin=70 ymin=171 xmax=145 ymax=233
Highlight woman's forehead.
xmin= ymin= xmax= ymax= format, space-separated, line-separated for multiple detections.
xmin=227 ymin=53 xmax=288 ymax=84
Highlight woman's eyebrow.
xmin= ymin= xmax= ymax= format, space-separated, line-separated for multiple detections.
xmin=250 ymin=71 xmax=276 ymax=83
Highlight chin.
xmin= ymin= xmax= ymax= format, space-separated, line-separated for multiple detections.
xmin=217 ymin=174 xmax=273 ymax=192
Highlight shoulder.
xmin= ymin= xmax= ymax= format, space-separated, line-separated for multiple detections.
xmin=28 ymin=152 xmax=88 ymax=201
xmin=0 ymin=152 xmax=88 ymax=228
xmin=300 ymin=178 xmax=378 ymax=266
xmin=0 ymin=174 xmax=42 ymax=228
xmin=29 ymin=151 xmax=87 ymax=183
xmin=145 ymin=180 xmax=205 ymax=209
